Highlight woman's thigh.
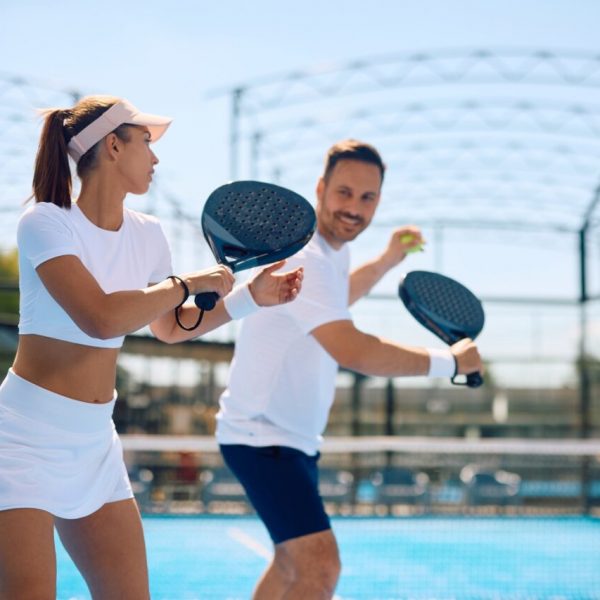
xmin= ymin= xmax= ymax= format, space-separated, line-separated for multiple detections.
xmin=0 ymin=508 xmax=57 ymax=600
xmin=55 ymin=498 xmax=149 ymax=600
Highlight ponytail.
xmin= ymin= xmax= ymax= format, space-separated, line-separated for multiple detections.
xmin=29 ymin=96 xmax=123 ymax=208
xmin=31 ymin=109 xmax=72 ymax=207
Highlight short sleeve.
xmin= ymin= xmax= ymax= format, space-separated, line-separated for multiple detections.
xmin=282 ymin=253 xmax=352 ymax=335
xmin=17 ymin=203 xmax=77 ymax=268
xmin=147 ymin=220 xmax=173 ymax=284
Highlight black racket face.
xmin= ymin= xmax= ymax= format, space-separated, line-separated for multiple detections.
xmin=202 ymin=181 xmax=316 ymax=271
xmin=399 ymin=271 xmax=484 ymax=344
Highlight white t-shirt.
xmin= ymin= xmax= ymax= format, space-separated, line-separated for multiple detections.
xmin=17 ymin=201 xmax=172 ymax=348
xmin=216 ymin=232 xmax=352 ymax=455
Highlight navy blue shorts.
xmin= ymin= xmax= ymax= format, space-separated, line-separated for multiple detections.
xmin=220 ymin=444 xmax=331 ymax=544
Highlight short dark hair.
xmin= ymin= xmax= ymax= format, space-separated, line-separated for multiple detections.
xmin=322 ymin=139 xmax=386 ymax=183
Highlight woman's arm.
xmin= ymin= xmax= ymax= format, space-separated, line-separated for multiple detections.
xmin=150 ymin=261 xmax=304 ymax=343
xmin=35 ymin=255 xmax=234 ymax=339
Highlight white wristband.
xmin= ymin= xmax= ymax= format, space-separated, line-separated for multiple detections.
xmin=426 ymin=348 xmax=457 ymax=378
xmin=223 ymin=283 xmax=260 ymax=320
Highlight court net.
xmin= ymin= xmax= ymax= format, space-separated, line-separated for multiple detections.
xmin=75 ymin=435 xmax=599 ymax=598
xmin=120 ymin=434 xmax=600 ymax=516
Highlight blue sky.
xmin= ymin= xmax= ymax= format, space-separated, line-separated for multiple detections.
xmin=1 ymin=1 xmax=599 ymax=387
xmin=2 ymin=0 xmax=599 ymax=205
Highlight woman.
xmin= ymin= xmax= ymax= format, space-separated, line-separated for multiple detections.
xmin=0 ymin=95 xmax=303 ymax=599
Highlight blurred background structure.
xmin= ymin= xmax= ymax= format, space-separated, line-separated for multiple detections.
xmin=1 ymin=49 xmax=599 ymax=519
xmin=2 ymin=0 xmax=600 ymax=594
xmin=2 ymin=48 xmax=600 ymax=426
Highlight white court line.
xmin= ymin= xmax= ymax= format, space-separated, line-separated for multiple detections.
xmin=226 ymin=527 xmax=344 ymax=600
xmin=227 ymin=526 xmax=273 ymax=562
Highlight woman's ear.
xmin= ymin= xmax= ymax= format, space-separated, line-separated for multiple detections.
xmin=104 ymin=133 xmax=121 ymax=161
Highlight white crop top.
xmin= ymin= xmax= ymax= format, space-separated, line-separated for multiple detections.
xmin=17 ymin=201 xmax=173 ymax=348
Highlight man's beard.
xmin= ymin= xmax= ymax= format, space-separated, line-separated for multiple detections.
xmin=331 ymin=210 xmax=366 ymax=240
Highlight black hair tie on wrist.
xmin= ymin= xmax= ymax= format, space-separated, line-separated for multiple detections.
xmin=168 ymin=275 xmax=204 ymax=331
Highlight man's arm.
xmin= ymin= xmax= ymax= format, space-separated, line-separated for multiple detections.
xmin=349 ymin=226 xmax=424 ymax=305
xmin=312 ymin=319 xmax=481 ymax=378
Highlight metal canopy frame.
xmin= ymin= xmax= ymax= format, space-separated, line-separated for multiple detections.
xmin=1 ymin=50 xmax=599 ymax=439
xmin=221 ymin=48 xmax=600 ymax=445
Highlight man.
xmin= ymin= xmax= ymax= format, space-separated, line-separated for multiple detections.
xmin=216 ymin=140 xmax=482 ymax=599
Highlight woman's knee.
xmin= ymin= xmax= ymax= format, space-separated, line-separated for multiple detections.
xmin=0 ymin=576 xmax=56 ymax=600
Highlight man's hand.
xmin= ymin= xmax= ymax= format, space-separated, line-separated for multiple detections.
xmin=349 ymin=225 xmax=426 ymax=305
xmin=450 ymin=338 xmax=483 ymax=375
xmin=380 ymin=226 xmax=426 ymax=270
xmin=248 ymin=261 xmax=304 ymax=306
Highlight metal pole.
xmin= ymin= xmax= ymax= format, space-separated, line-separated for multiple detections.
xmin=575 ymin=183 xmax=599 ymax=514
xmin=351 ymin=373 xmax=365 ymax=437
xmin=578 ymin=227 xmax=592 ymax=513
xmin=434 ymin=222 xmax=444 ymax=273
xmin=385 ymin=379 xmax=395 ymax=469
xmin=230 ymin=87 xmax=244 ymax=180
xmin=250 ymin=131 xmax=262 ymax=180
xmin=579 ymin=228 xmax=588 ymax=306
xmin=385 ymin=379 xmax=395 ymax=436
xmin=350 ymin=372 xmax=366 ymax=504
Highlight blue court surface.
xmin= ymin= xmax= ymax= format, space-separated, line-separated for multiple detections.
xmin=56 ymin=515 xmax=600 ymax=600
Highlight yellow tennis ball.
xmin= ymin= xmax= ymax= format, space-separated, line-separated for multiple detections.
xmin=400 ymin=234 xmax=424 ymax=253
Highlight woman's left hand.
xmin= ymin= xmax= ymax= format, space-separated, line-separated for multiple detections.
xmin=248 ymin=261 xmax=303 ymax=306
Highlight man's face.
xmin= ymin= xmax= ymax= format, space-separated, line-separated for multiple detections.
xmin=315 ymin=159 xmax=382 ymax=248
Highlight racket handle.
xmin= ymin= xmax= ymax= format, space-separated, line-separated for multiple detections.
xmin=194 ymin=292 xmax=219 ymax=311
xmin=451 ymin=371 xmax=484 ymax=388
xmin=466 ymin=372 xmax=484 ymax=388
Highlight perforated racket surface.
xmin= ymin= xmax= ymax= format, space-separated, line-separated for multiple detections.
xmin=196 ymin=181 xmax=316 ymax=310
xmin=399 ymin=270 xmax=484 ymax=388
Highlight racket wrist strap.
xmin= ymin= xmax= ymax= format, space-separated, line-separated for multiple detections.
xmin=223 ymin=283 xmax=260 ymax=320
xmin=168 ymin=275 xmax=190 ymax=306
xmin=426 ymin=348 xmax=457 ymax=378
xmin=168 ymin=275 xmax=205 ymax=331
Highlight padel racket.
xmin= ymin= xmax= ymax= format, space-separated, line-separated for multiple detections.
xmin=398 ymin=270 xmax=485 ymax=388
xmin=195 ymin=180 xmax=316 ymax=310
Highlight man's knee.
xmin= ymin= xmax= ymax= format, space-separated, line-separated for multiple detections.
xmin=283 ymin=531 xmax=341 ymax=591
xmin=305 ymin=551 xmax=341 ymax=593
xmin=271 ymin=549 xmax=296 ymax=585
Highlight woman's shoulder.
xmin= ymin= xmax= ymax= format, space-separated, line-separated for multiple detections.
xmin=18 ymin=201 xmax=73 ymax=228
xmin=123 ymin=206 xmax=162 ymax=228
xmin=123 ymin=207 xmax=167 ymax=246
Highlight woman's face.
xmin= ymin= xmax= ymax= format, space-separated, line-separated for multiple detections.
xmin=116 ymin=126 xmax=159 ymax=195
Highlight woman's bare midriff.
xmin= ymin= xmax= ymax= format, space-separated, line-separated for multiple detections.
xmin=12 ymin=334 xmax=120 ymax=404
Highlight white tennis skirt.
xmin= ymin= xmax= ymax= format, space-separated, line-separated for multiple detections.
xmin=0 ymin=369 xmax=133 ymax=519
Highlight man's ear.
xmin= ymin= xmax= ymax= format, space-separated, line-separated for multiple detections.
xmin=316 ymin=177 xmax=325 ymax=205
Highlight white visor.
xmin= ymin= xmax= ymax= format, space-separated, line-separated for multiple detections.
xmin=67 ymin=99 xmax=172 ymax=163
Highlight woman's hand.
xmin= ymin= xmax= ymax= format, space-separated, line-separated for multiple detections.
xmin=185 ymin=265 xmax=235 ymax=297
xmin=248 ymin=261 xmax=303 ymax=306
